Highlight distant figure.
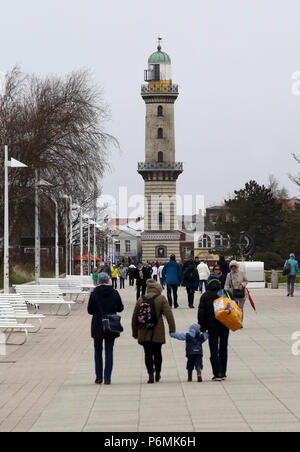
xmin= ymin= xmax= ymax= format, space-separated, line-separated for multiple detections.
xmin=182 ymin=259 xmax=200 ymax=309
xmin=162 ymin=255 xmax=183 ymax=309
xmin=88 ymin=272 xmax=124 ymax=385
xmin=92 ymin=267 xmax=99 ymax=287
xmin=111 ymin=264 xmax=120 ymax=290
xmin=284 ymin=253 xmax=299 ymax=297
xmin=118 ymin=265 xmax=128 ymax=290
xmin=134 ymin=262 xmax=152 ymax=301
xmin=197 ymin=260 xmax=210 ymax=293
xmin=217 ymin=256 xmax=230 ymax=278
xmin=158 ymin=263 xmax=165 ymax=288
xmin=211 ymin=264 xmax=226 ymax=289
xmin=128 ymin=263 xmax=136 ymax=287
xmin=171 ymin=323 xmax=209 ymax=382
xmin=225 ymin=261 xmax=248 ymax=315
xmin=132 ymin=279 xmax=176 ymax=384
xmin=152 ymin=262 xmax=159 ymax=281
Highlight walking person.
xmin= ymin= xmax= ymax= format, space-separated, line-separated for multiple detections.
xmin=182 ymin=259 xmax=200 ymax=309
xmin=211 ymin=264 xmax=226 ymax=289
xmin=284 ymin=253 xmax=299 ymax=297
xmin=88 ymin=272 xmax=124 ymax=385
xmin=217 ymin=256 xmax=230 ymax=278
xmin=198 ymin=277 xmax=232 ymax=381
xmin=158 ymin=263 xmax=165 ymax=288
xmin=197 ymin=260 xmax=210 ymax=293
xmin=119 ymin=264 xmax=127 ymax=290
xmin=92 ymin=267 xmax=99 ymax=287
xmin=128 ymin=263 xmax=136 ymax=287
xmin=225 ymin=260 xmax=248 ymax=315
xmin=132 ymin=279 xmax=176 ymax=384
xmin=152 ymin=262 xmax=159 ymax=281
xmin=162 ymin=255 xmax=183 ymax=309
xmin=171 ymin=323 xmax=209 ymax=382
xmin=111 ymin=264 xmax=120 ymax=290
xmin=135 ymin=262 xmax=151 ymax=301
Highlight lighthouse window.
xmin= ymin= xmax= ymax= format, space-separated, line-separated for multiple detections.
xmin=158 ymin=106 xmax=163 ymax=116
xmin=159 ymin=212 xmax=163 ymax=225
xmin=158 ymin=128 xmax=163 ymax=139
xmin=158 ymin=152 xmax=164 ymax=162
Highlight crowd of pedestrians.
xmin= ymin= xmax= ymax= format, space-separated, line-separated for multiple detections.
xmin=88 ymin=252 xmax=298 ymax=386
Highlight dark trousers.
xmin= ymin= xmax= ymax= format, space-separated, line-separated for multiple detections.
xmin=186 ymin=287 xmax=195 ymax=307
xmin=167 ymin=284 xmax=178 ymax=308
xmin=287 ymin=275 xmax=296 ymax=295
xmin=208 ymin=324 xmax=230 ymax=378
xmin=112 ymin=278 xmax=117 ymax=289
xmin=94 ymin=336 xmax=115 ymax=382
xmin=137 ymin=284 xmax=146 ymax=301
xmin=120 ymin=277 xmax=125 ymax=289
xmin=142 ymin=342 xmax=163 ymax=375
xmin=153 ymin=275 xmax=158 ymax=281
xmin=187 ymin=355 xmax=203 ymax=379
xmin=129 ymin=277 xmax=135 ymax=286
xmin=199 ymin=280 xmax=208 ymax=293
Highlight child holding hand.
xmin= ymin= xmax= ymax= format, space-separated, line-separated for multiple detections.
xmin=172 ymin=323 xmax=208 ymax=382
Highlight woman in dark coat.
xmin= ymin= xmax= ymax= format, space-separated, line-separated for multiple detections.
xmin=132 ymin=279 xmax=176 ymax=384
xmin=182 ymin=259 xmax=200 ymax=308
xmin=88 ymin=272 xmax=124 ymax=385
xmin=198 ymin=277 xmax=232 ymax=381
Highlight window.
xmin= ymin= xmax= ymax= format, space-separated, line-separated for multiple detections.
xmin=125 ymin=240 xmax=131 ymax=253
xmin=115 ymin=241 xmax=120 ymax=253
xmin=158 ymin=152 xmax=164 ymax=163
xmin=215 ymin=235 xmax=222 ymax=247
xmin=198 ymin=234 xmax=212 ymax=249
xmin=157 ymin=128 xmax=163 ymax=139
xmin=159 ymin=212 xmax=163 ymax=225
xmin=156 ymin=246 xmax=167 ymax=259
xmin=158 ymin=106 xmax=163 ymax=116
xmin=183 ymin=247 xmax=191 ymax=259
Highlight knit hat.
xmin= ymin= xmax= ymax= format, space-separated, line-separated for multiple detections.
xmin=229 ymin=260 xmax=239 ymax=269
xmin=98 ymin=272 xmax=110 ymax=285
xmin=190 ymin=323 xmax=200 ymax=332
xmin=290 ymin=253 xmax=295 ymax=259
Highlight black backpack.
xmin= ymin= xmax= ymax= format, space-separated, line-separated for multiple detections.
xmin=185 ymin=268 xmax=197 ymax=284
xmin=137 ymin=295 xmax=158 ymax=329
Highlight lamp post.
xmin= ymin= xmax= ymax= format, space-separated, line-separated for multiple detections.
xmin=83 ymin=214 xmax=91 ymax=276
xmin=3 ymin=146 xmax=27 ymax=293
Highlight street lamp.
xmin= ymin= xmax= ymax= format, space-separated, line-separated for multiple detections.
xmin=3 ymin=146 xmax=27 ymax=293
xmin=83 ymin=214 xmax=91 ymax=275
xmin=62 ymin=194 xmax=72 ymax=275
xmin=72 ymin=204 xmax=83 ymax=276
xmin=35 ymin=174 xmax=53 ymax=284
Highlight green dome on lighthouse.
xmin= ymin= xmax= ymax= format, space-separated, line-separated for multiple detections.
xmin=148 ymin=43 xmax=171 ymax=65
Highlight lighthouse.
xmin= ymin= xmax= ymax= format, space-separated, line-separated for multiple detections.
xmin=138 ymin=39 xmax=183 ymax=262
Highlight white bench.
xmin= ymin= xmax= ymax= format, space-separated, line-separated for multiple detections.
xmin=0 ymin=294 xmax=45 ymax=333
xmin=0 ymin=302 xmax=34 ymax=345
xmin=14 ymin=285 xmax=75 ymax=316
xmin=39 ymin=279 xmax=89 ymax=303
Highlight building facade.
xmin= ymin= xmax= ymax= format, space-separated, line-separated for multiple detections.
xmin=138 ymin=40 xmax=183 ymax=262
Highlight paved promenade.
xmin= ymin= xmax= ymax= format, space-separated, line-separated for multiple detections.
xmin=0 ymin=286 xmax=300 ymax=432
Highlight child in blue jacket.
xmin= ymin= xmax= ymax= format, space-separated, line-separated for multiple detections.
xmin=172 ymin=323 xmax=209 ymax=382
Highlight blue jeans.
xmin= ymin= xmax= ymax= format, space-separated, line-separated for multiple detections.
xmin=187 ymin=355 xmax=203 ymax=379
xmin=167 ymin=285 xmax=178 ymax=308
xmin=208 ymin=324 xmax=230 ymax=378
xmin=199 ymin=280 xmax=208 ymax=293
xmin=94 ymin=336 xmax=115 ymax=382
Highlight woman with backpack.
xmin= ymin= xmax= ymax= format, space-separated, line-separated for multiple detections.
xmin=182 ymin=259 xmax=200 ymax=309
xmin=132 ymin=279 xmax=176 ymax=384
xmin=88 ymin=272 xmax=124 ymax=385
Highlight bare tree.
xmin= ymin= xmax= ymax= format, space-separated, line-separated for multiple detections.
xmin=268 ymin=174 xmax=289 ymax=199
xmin=0 ymin=66 xmax=117 ymax=264
xmin=289 ymin=154 xmax=300 ymax=188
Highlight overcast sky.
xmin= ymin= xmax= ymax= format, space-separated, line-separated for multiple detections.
xmin=1 ymin=0 xmax=300 ymax=215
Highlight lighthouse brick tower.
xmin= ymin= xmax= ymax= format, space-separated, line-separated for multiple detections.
xmin=138 ymin=39 xmax=183 ymax=262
